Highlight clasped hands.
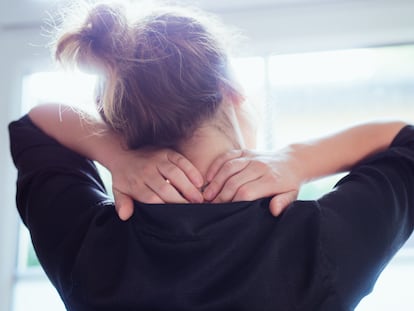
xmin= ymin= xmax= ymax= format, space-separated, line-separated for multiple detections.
xmin=110 ymin=148 xmax=302 ymax=221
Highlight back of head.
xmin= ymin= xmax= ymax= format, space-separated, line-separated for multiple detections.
xmin=55 ymin=2 xmax=243 ymax=149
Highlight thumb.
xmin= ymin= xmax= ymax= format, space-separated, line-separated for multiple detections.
xmin=113 ymin=188 xmax=134 ymax=221
xmin=269 ymin=190 xmax=298 ymax=217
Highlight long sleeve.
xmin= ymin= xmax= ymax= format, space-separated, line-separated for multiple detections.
xmin=9 ymin=115 xmax=114 ymax=298
xmin=318 ymin=125 xmax=414 ymax=310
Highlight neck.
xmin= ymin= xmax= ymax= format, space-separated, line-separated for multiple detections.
xmin=177 ymin=124 xmax=244 ymax=185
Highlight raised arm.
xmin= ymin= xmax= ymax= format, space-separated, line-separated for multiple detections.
xmin=287 ymin=122 xmax=406 ymax=182
xmin=28 ymin=103 xmax=204 ymax=220
xmin=204 ymin=121 xmax=407 ymax=215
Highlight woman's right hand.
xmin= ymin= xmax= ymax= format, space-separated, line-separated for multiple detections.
xmin=203 ymin=149 xmax=303 ymax=216
xmin=27 ymin=104 xmax=203 ymax=219
xmin=109 ymin=148 xmax=204 ymax=221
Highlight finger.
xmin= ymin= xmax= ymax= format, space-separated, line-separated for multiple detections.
xmin=269 ymin=190 xmax=299 ymax=217
xmin=137 ymin=184 xmax=165 ymax=204
xmin=158 ymin=162 xmax=203 ymax=203
xmin=206 ymin=150 xmax=243 ymax=182
xmin=212 ymin=164 xmax=263 ymax=203
xmin=231 ymin=173 xmax=282 ymax=202
xmin=167 ymin=152 xmax=204 ymax=188
xmin=204 ymin=157 xmax=250 ymax=201
xmin=146 ymin=174 xmax=189 ymax=204
xmin=113 ymin=188 xmax=135 ymax=221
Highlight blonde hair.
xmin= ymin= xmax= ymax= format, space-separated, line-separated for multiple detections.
xmin=54 ymin=2 xmax=243 ymax=149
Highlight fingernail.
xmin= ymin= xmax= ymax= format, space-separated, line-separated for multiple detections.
xmin=271 ymin=204 xmax=280 ymax=217
xmin=196 ymin=177 xmax=204 ymax=188
xmin=275 ymin=206 xmax=281 ymax=216
xmin=194 ymin=193 xmax=204 ymax=203
xmin=204 ymin=189 xmax=213 ymax=201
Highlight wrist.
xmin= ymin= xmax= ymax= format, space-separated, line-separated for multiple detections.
xmin=284 ymin=143 xmax=313 ymax=184
xmin=93 ymin=130 xmax=129 ymax=172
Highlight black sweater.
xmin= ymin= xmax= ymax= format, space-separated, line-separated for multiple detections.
xmin=9 ymin=115 xmax=414 ymax=311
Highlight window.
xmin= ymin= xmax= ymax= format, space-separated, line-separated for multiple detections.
xmin=12 ymin=71 xmax=98 ymax=311
xmin=13 ymin=44 xmax=414 ymax=310
xmin=268 ymin=46 xmax=414 ymax=148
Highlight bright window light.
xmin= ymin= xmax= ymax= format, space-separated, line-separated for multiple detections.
xmin=13 ymin=280 xmax=65 ymax=311
xmin=231 ymin=57 xmax=268 ymax=149
xmin=232 ymin=57 xmax=266 ymax=95
xmin=269 ymin=49 xmax=378 ymax=85
xmin=21 ymin=71 xmax=98 ymax=114
xmin=356 ymin=249 xmax=414 ymax=311
xmin=268 ymin=45 xmax=414 ymax=149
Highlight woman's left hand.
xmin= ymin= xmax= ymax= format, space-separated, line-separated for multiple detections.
xmin=203 ymin=149 xmax=302 ymax=216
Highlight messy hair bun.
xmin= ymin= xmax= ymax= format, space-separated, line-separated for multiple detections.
xmin=56 ymin=4 xmax=130 ymax=71
xmin=55 ymin=2 xmax=243 ymax=149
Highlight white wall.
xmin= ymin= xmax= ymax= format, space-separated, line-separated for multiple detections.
xmin=1 ymin=1 xmax=414 ymax=311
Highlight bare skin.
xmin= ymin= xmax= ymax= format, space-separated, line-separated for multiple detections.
xmin=29 ymin=103 xmax=406 ymax=220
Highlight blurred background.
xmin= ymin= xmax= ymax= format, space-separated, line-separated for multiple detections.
xmin=1 ymin=0 xmax=414 ymax=310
